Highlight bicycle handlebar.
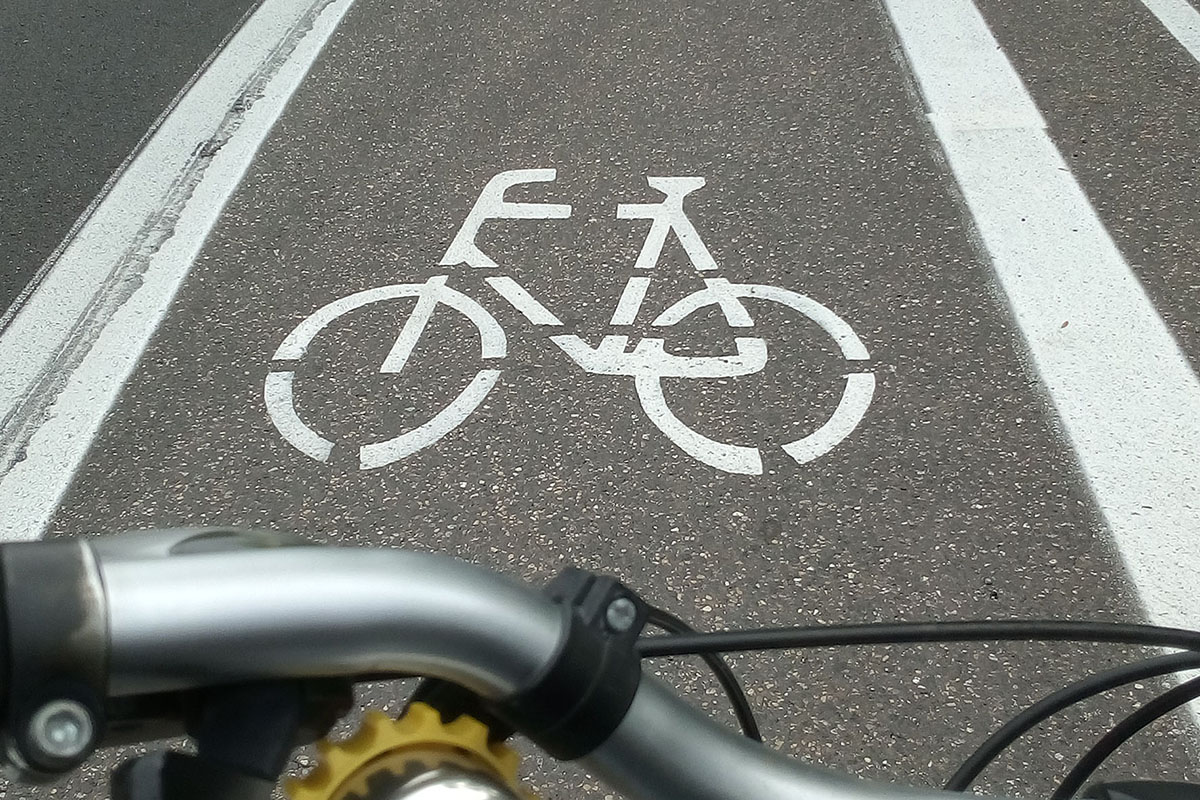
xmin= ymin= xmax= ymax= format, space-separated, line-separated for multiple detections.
xmin=91 ymin=530 xmax=562 ymax=698
xmin=0 ymin=530 xmax=991 ymax=800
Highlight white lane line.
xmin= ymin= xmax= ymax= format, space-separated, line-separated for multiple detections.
xmin=0 ymin=0 xmax=355 ymax=541
xmin=1142 ymin=0 xmax=1200 ymax=63
xmin=0 ymin=1 xmax=262 ymax=336
xmin=883 ymin=0 xmax=1200 ymax=629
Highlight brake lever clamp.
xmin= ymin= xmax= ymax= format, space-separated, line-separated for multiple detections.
xmin=412 ymin=565 xmax=650 ymax=761
xmin=489 ymin=566 xmax=651 ymax=761
xmin=110 ymin=679 xmax=353 ymax=800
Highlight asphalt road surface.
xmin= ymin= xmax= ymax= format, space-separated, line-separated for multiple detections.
xmin=3 ymin=0 xmax=1200 ymax=798
xmin=0 ymin=0 xmax=261 ymax=317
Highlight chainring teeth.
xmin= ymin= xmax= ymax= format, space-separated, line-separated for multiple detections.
xmin=285 ymin=702 xmax=528 ymax=800
xmin=443 ymin=714 xmax=489 ymax=749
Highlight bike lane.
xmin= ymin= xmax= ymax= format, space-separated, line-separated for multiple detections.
xmin=31 ymin=0 xmax=1199 ymax=796
xmin=977 ymin=0 xmax=1200 ymax=373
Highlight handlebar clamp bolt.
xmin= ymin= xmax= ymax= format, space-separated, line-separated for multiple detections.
xmin=27 ymin=700 xmax=95 ymax=761
xmin=605 ymin=596 xmax=638 ymax=633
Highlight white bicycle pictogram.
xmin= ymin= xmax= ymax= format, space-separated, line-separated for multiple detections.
xmin=265 ymin=170 xmax=875 ymax=475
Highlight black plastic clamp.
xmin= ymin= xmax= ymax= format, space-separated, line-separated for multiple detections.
xmin=0 ymin=540 xmax=109 ymax=781
xmin=490 ymin=566 xmax=650 ymax=760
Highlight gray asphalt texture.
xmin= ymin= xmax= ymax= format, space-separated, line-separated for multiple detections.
xmin=0 ymin=0 xmax=261 ymax=318
xmin=977 ymin=0 xmax=1200 ymax=374
xmin=16 ymin=0 xmax=1200 ymax=798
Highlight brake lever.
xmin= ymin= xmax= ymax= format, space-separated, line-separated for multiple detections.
xmin=110 ymin=679 xmax=353 ymax=800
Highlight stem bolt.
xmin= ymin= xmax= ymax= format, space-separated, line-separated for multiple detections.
xmin=605 ymin=596 xmax=638 ymax=633
xmin=28 ymin=700 xmax=94 ymax=761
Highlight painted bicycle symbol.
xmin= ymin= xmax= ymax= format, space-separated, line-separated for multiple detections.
xmin=265 ymin=170 xmax=875 ymax=475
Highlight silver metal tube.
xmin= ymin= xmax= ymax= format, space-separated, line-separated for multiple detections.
xmin=80 ymin=532 xmax=994 ymax=800
xmin=372 ymin=765 xmax=522 ymax=799
xmin=583 ymin=678 xmax=989 ymax=800
xmin=92 ymin=542 xmax=565 ymax=699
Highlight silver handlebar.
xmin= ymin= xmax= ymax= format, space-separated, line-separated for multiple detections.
xmin=91 ymin=532 xmax=564 ymax=699
xmin=592 ymin=679 xmax=977 ymax=800
xmin=35 ymin=532 xmax=983 ymax=800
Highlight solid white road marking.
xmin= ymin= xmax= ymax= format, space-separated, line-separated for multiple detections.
xmin=617 ymin=177 xmax=720 ymax=272
xmin=274 ymin=280 xmax=506 ymax=363
xmin=654 ymin=282 xmax=871 ymax=361
xmin=550 ymin=335 xmax=768 ymax=378
xmin=359 ymin=370 xmax=502 ymax=470
xmin=274 ymin=284 xmax=425 ymax=360
xmin=884 ymin=0 xmax=1200 ymax=629
xmin=634 ymin=376 xmax=764 ymax=476
xmin=262 ymin=172 xmax=874 ymax=474
xmin=642 ymin=281 xmax=873 ymax=471
xmin=267 ymin=279 xmax=507 ymax=469
xmin=440 ymin=169 xmax=571 ymax=269
xmin=0 ymin=0 xmax=355 ymax=541
xmin=264 ymin=371 xmax=335 ymax=462
xmin=485 ymin=276 xmax=564 ymax=326
xmin=700 ymin=278 xmax=756 ymax=328
xmin=782 ymin=373 xmax=877 ymax=465
xmin=1142 ymin=0 xmax=1200 ymax=63
xmin=609 ymin=276 xmax=652 ymax=326
xmin=380 ymin=276 xmax=447 ymax=374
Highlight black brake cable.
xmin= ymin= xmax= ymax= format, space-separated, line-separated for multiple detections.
xmin=1050 ymin=674 xmax=1200 ymax=799
xmin=646 ymin=606 xmax=762 ymax=742
xmin=636 ymin=620 xmax=1200 ymax=658
xmin=945 ymin=651 xmax=1200 ymax=791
